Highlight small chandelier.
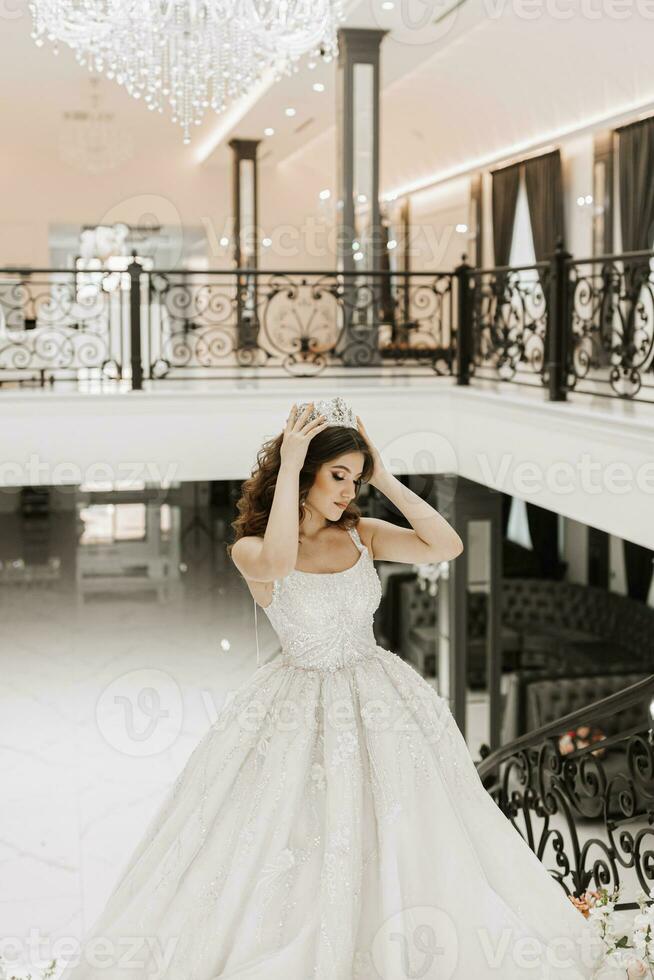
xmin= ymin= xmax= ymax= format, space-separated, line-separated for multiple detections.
xmin=59 ymin=76 xmax=133 ymax=173
xmin=29 ymin=0 xmax=344 ymax=143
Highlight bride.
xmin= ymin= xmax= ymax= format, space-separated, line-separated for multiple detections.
xmin=60 ymin=396 xmax=594 ymax=980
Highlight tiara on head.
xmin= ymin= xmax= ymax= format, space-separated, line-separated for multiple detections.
xmin=296 ymin=396 xmax=358 ymax=430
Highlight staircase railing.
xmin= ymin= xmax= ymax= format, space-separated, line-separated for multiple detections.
xmin=477 ymin=674 xmax=654 ymax=909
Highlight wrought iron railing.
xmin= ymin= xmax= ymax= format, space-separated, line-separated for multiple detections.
xmin=467 ymin=262 xmax=550 ymax=388
xmin=0 ymin=266 xmax=127 ymax=386
xmin=567 ymin=250 xmax=654 ymax=400
xmin=142 ymin=268 xmax=456 ymax=381
xmin=1 ymin=246 xmax=653 ymax=400
xmin=477 ymin=674 xmax=654 ymax=909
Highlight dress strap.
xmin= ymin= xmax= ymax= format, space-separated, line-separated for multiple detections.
xmin=348 ymin=524 xmax=365 ymax=552
xmin=253 ymin=595 xmax=261 ymax=667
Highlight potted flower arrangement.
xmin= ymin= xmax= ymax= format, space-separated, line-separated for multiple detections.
xmin=559 ymin=724 xmax=607 ymax=757
xmin=569 ymin=887 xmax=654 ymax=977
xmin=0 ymin=958 xmax=57 ymax=980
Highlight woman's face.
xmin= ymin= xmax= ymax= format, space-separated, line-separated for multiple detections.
xmin=304 ymin=450 xmax=365 ymax=524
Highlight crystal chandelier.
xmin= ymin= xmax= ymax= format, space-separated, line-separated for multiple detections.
xmin=29 ymin=0 xmax=344 ymax=143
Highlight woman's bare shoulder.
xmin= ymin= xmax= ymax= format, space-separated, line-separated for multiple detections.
xmin=230 ymin=535 xmax=268 ymax=580
xmin=231 ymin=536 xmax=274 ymax=606
xmin=231 ymin=534 xmax=264 ymax=560
xmin=353 ymin=517 xmax=375 ymax=559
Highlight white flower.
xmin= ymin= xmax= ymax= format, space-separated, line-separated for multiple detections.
xmin=277 ymin=847 xmax=295 ymax=871
xmin=337 ymin=730 xmax=358 ymax=757
xmin=328 ymin=730 xmax=359 ymax=769
xmin=255 ymin=846 xmax=296 ymax=892
xmin=328 ymin=821 xmax=351 ymax=853
xmin=238 ymin=826 xmax=255 ymax=849
xmin=353 ymin=950 xmax=374 ymax=979
xmin=310 ymin=762 xmax=326 ymax=790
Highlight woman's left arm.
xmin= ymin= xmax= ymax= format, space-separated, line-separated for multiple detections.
xmin=357 ymin=416 xmax=464 ymax=565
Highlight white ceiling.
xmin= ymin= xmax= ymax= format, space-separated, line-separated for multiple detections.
xmin=2 ymin=0 xmax=654 ymax=197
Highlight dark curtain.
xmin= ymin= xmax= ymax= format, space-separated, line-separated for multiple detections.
xmin=523 ymin=150 xmax=565 ymax=261
xmin=490 ymin=163 xmax=521 ymax=359
xmin=526 ymin=501 xmax=561 ymax=579
xmin=491 ymin=162 xmax=521 ymax=266
xmin=618 ymin=117 xmax=654 ymax=252
xmin=623 ymin=539 xmax=654 ymax=602
xmin=617 ymin=117 xmax=654 ymax=375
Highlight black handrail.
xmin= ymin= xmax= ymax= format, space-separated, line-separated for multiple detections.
xmin=478 ymin=672 xmax=654 ymax=782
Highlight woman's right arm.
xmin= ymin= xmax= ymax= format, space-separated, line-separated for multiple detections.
xmin=231 ymin=402 xmax=328 ymax=582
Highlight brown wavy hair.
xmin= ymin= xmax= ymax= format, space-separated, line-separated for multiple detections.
xmin=226 ymin=424 xmax=375 ymax=556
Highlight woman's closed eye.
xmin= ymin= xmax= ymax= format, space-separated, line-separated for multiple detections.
xmin=333 ymin=473 xmax=362 ymax=488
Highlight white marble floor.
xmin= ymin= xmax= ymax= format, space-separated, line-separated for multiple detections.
xmin=0 ymin=500 xmax=287 ymax=969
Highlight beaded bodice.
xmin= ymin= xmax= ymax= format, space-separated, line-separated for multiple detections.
xmin=261 ymin=525 xmax=383 ymax=672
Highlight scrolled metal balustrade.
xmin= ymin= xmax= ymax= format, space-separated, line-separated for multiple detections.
xmin=568 ymin=250 xmax=654 ymax=400
xmin=469 ymin=262 xmax=550 ymax=387
xmin=0 ymin=268 xmax=124 ymax=386
xmin=143 ymin=269 xmax=455 ymax=380
xmin=1 ymin=250 xmax=653 ymax=400
xmin=477 ymin=675 xmax=654 ymax=909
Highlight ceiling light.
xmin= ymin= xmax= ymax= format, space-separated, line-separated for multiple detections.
xmin=352 ymin=240 xmax=360 ymax=250
xmin=455 ymin=223 xmax=468 ymax=233
xmin=30 ymin=2 xmax=345 ymax=144
xmin=585 ymin=194 xmax=593 ymax=204
xmin=313 ymin=82 xmax=325 ymax=92
xmin=387 ymin=239 xmax=397 ymax=250
xmin=357 ymin=193 xmax=367 ymax=203
xmin=264 ymin=127 xmax=275 ymax=136
xmin=382 ymin=1 xmax=395 ymax=8
xmin=220 ymin=236 xmax=229 ymax=247
xmin=353 ymin=251 xmax=364 ymax=261
xmin=262 ymin=237 xmax=272 ymax=247
xmin=285 ymin=107 xmax=297 ymax=117
xmin=319 ymin=188 xmax=331 ymax=200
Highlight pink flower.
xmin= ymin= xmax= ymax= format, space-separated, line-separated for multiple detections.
xmin=626 ymin=956 xmax=648 ymax=978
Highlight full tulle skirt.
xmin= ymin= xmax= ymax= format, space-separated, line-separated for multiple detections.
xmin=60 ymin=647 xmax=595 ymax=980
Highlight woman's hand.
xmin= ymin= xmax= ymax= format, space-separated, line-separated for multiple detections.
xmin=280 ymin=402 xmax=328 ymax=472
xmin=356 ymin=415 xmax=387 ymax=487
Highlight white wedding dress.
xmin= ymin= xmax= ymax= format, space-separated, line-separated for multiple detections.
xmin=62 ymin=526 xmax=594 ymax=980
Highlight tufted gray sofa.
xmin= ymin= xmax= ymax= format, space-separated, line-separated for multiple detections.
xmin=395 ymin=575 xmax=653 ymax=672
xmin=389 ymin=574 xmax=654 ymax=734
xmin=501 ymin=669 xmax=651 ymax=743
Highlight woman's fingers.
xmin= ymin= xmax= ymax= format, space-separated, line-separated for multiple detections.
xmin=292 ymin=402 xmax=314 ymax=430
xmin=304 ymin=414 xmax=326 ymax=432
xmin=306 ymin=419 xmax=329 ymax=439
